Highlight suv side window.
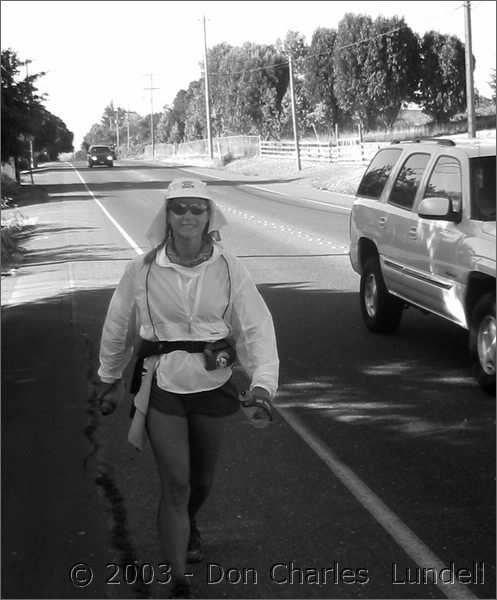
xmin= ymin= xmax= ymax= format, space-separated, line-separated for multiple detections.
xmin=388 ymin=153 xmax=430 ymax=210
xmin=423 ymin=156 xmax=462 ymax=213
xmin=356 ymin=148 xmax=402 ymax=199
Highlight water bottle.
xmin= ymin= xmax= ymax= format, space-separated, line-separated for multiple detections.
xmin=239 ymin=390 xmax=273 ymax=429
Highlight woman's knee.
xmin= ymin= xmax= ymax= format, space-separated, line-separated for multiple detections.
xmin=161 ymin=478 xmax=191 ymax=508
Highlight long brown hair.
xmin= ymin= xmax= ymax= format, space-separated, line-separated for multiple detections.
xmin=143 ymin=218 xmax=213 ymax=265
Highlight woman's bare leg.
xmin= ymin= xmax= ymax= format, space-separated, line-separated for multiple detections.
xmin=188 ymin=414 xmax=226 ymax=520
xmin=146 ymin=408 xmax=190 ymax=582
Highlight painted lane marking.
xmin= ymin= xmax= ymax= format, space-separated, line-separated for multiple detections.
xmin=215 ymin=200 xmax=348 ymax=252
xmin=182 ymin=167 xmax=353 ymax=212
xmin=276 ymin=407 xmax=477 ymax=600
xmin=247 ymin=184 xmax=352 ymax=213
xmin=71 ymin=165 xmax=143 ymax=256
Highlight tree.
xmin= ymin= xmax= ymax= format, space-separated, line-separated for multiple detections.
xmin=83 ymin=122 xmax=111 ymax=148
xmin=156 ymin=105 xmax=174 ymax=143
xmin=333 ymin=13 xmax=377 ymax=129
xmin=183 ymin=80 xmax=205 ymax=140
xmin=236 ymin=42 xmax=289 ymax=137
xmin=489 ymin=68 xmax=496 ymax=103
xmin=1 ymin=50 xmax=43 ymax=167
xmin=276 ymin=31 xmax=310 ymax=138
xmin=166 ymin=89 xmax=189 ymax=143
xmin=365 ymin=17 xmax=420 ymax=128
xmin=416 ymin=31 xmax=468 ymax=122
xmin=206 ymin=42 xmax=235 ymax=137
xmin=333 ymin=14 xmax=421 ymax=131
xmin=34 ymin=108 xmax=73 ymax=160
xmin=205 ymin=42 xmax=288 ymax=139
xmin=1 ymin=48 xmax=72 ymax=178
xmin=305 ymin=27 xmax=341 ymax=134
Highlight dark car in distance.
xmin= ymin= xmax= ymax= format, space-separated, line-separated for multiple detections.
xmin=88 ymin=145 xmax=114 ymax=167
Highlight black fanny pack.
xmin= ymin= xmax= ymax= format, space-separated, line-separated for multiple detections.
xmin=129 ymin=338 xmax=236 ymax=395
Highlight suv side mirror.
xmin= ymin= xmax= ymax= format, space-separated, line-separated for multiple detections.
xmin=418 ymin=197 xmax=460 ymax=222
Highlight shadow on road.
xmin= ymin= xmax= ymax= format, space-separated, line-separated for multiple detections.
xmin=2 ymin=273 xmax=495 ymax=598
xmin=259 ymin=282 xmax=494 ymax=444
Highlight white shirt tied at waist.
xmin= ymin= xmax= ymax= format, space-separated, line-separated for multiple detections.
xmin=98 ymin=243 xmax=279 ymax=450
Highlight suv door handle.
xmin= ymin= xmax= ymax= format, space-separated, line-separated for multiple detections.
xmin=378 ymin=216 xmax=387 ymax=227
xmin=408 ymin=226 xmax=417 ymax=239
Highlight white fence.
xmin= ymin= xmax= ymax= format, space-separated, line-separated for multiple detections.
xmin=144 ymin=134 xmax=386 ymax=165
xmin=144 ymin=135 xmax=260 ymax=160
xmin=260 ymin=137 xmax=385 ymax=164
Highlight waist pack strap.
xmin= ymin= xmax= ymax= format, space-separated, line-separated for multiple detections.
xmin=138 ymin=339 xmax=207 ymax=359
xmin=130 ymin=339 xmax=208 ymax=395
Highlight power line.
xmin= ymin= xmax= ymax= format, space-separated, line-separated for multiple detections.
xmin=332 ymin=25 xmax=405 ymax=52
xmin=203 ymin=25 xmax=406 ymax=79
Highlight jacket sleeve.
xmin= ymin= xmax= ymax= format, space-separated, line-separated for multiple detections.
xmin=98 ymin=259 xmax=139 ymax=383
xmin=229 ymin=264 xmax=279 ymax=398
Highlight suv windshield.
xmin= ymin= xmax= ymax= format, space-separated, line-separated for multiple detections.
xmin=91 ymin=146 xmax=110 ymax=153
xmin=470 ymin=156 xmax=496 ymax=221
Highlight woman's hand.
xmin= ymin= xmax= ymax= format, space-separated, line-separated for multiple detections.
xmin=251 ymin=386 xmax=273 ymax=422
xmin=95 ymin=379 xmax=124 ymax=415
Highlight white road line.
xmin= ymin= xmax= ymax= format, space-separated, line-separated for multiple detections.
xmin=70 ymin=165 xmax=143 ymax=255
xmin=183 ymin=168 xmax=353 ymax=212
xmin=247 ymin=184 xmax=352 ymax=212
xmin=276 ymin=407 xmax=478 ymax=600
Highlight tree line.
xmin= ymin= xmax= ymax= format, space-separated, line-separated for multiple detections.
xmin=1 ymin=49 xmax=74 ymax=180
xmin=85 ymin=13 xmax=493 ymax=151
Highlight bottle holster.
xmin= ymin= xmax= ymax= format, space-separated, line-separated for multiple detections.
xmin=203 ymin=339 xmax=237 ymax=371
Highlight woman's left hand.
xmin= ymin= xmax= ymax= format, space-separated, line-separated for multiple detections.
xmin=251 ymin=386 xmax=273 ymax=421
xmin=95 ymin=379 xmax=124 ymax=415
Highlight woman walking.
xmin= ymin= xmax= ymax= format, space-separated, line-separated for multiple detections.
xmin=96 ymin=178 xmax=279 ymax=598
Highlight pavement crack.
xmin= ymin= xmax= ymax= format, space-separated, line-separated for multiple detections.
xmin=82 ymin=331 xmax=150 ymax=598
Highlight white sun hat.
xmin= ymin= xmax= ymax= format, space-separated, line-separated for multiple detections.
xmin=146 ymin=178 xmax=228 ymax=246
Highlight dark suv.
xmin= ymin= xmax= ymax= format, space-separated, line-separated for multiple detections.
xmin=88 ymin=145 xmax=114 ymax=168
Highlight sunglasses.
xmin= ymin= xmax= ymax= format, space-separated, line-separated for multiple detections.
xmin=168 ymin=202 xmax=209 ymax=216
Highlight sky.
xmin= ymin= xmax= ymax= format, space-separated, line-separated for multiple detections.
xmin=2 ymin=0 xmax=496 ymax=150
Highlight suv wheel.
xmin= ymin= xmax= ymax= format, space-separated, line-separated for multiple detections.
xmin=470 ymin=292 xmax=496 ymax=394
xmin=360 ymin=256 xmax=403 ymax=333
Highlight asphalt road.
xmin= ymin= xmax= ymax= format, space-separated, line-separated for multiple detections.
xmin=3 ymin=160 xmax=495 ymax=599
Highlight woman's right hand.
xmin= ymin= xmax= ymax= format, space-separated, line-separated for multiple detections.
xmin=95 ymin=380 xmax=124 ymax=415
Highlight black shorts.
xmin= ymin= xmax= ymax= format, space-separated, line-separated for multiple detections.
xmin=148 ymin=376 xmax=240 ymax=418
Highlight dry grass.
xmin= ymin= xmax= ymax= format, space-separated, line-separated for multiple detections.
xmin=1 ymin=174 xmax=43 ymax=270
xmin=224 ymin=156 xmax=366 ymax=195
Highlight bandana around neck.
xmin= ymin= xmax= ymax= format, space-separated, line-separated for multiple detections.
xmin=165 ymin=237 xmax=214 ymax=267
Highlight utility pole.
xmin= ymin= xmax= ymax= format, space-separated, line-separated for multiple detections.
xmin=288 ymin=53 xmax=301 ymax=171
xmin=464 ymin=0 xmax=476 ymax=138
xmin=202 ymin=15 xmax=213 ymax=160
xmin=126 ymin=109 xmax=130 ymax=155
xmin=115 ymin=108 xmax=120 ymax=151
xmin=144 ymin=74 xmax=159 ymax=159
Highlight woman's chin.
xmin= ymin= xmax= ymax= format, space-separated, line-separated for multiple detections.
xmin=176 ymin=228 xmax=202 ymax=240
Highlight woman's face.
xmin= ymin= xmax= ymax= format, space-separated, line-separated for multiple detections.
xmin=167 ymin=197 xmax=210 ymax=242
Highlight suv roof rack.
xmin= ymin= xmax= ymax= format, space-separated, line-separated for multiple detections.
xmin=391 ymin=138 xmax=456 ymax=146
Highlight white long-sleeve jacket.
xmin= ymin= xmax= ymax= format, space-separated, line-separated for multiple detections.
xmin=98 ymin=243 xmax=279 ymax=398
